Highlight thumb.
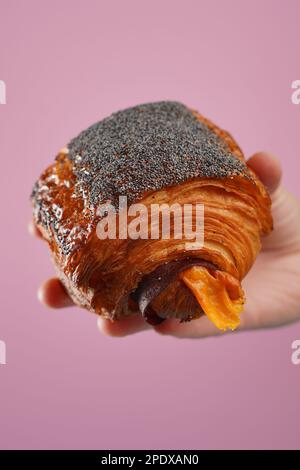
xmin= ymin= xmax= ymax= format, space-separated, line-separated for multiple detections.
xmin=247 ymin=152 xmax=282 ymax=194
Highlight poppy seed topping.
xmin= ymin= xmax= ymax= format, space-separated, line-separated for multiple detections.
xmin=67 ymin=101 xmax=250 ymax=208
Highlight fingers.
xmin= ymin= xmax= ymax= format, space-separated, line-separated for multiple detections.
xmin=247 ymin=152 xmax=282 ymax=194
xmin=98 ymin=313 xmax=218 ymax=339
xmin=261 ymin=186 xmax=300 ymax=251
xmin=154 ymin=315 xmax=223 ymax=339
xmin=97 ymin=314 xmax=151 ymax=337
xmin=28 ymin=220 xmax=43 ymax=239
xmin=30 ymin=222 xmax=75 ymax=309
xmin=247 ymin=153 xmax=300 ymax=252
xmin=38 ymin=278 xmax=74 ymax=308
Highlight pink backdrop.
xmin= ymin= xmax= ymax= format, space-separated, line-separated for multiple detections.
xmin=0 ymin=0 xmax=299 ymax=450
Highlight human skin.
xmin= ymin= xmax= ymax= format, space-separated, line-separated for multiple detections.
xmin=30 ymin=152 xmax=300 ymax=339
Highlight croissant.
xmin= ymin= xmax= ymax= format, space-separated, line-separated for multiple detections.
xmin=31 ymin=101 xmax=273 ymax=330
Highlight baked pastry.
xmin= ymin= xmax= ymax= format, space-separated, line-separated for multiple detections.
xmin=31 ymin=101 xmax=273 ymax=330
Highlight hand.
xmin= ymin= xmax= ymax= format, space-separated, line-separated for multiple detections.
xmin=31 ymin=152 xmax=300 ymax=338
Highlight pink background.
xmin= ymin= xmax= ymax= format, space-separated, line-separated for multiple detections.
xmin=0 ymin=0 xmax=300 ymax=450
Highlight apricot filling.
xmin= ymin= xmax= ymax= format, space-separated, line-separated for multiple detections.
xmin=180 ymin=266 xmax=245 ymax=331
